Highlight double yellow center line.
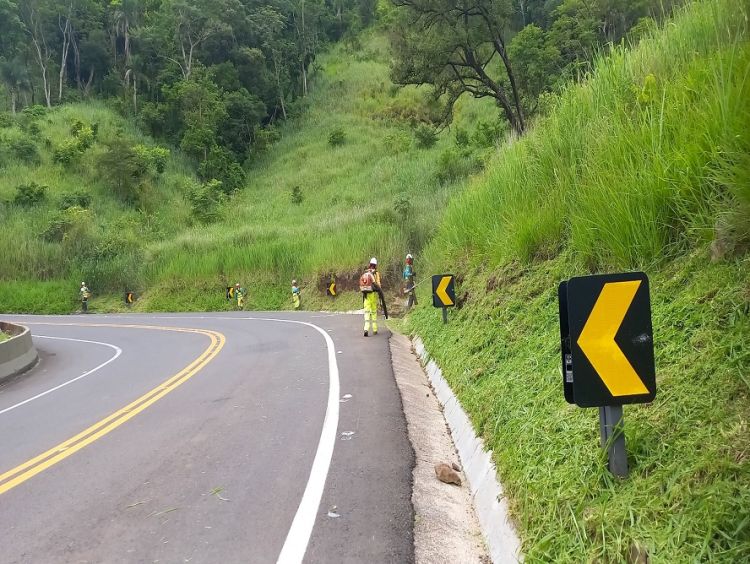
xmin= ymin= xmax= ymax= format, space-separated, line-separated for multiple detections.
xmin=0 ymin=323 xmax=226 ymax=496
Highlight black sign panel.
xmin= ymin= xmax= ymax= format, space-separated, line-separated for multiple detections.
xmin=432 ymin=274 xmax=456 ymax=308
xmin=559 ymin=272 xmax=656 ymax=407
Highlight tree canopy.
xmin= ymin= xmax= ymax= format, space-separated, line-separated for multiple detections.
xmin=0 ymin=0 xmax=378 ymax=179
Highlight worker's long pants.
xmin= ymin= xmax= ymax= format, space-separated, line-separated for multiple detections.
xmin=363 ymin=292 xmax=378 ymax=333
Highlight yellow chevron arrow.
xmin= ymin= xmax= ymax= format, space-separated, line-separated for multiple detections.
xmin=436 ymin=276 xmax=454 ymax=306
xmin=329 ymin=283 xmax=337 ymax=296
xmin=577 ymin=280 xmax=649 ymax=396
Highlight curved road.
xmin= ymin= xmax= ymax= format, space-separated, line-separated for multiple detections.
xmin=0 ymin=313 xmax=414 ymax=563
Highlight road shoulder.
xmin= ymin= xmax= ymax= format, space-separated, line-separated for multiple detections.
xmin=390 ymin=331 xmax=489 ymax=563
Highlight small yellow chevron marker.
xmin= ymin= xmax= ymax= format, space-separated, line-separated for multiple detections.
xmin=436 ymin=276 xmax=454 ymax=306
xmin=329 ymin=283 xmax=337 ymax=296
xmin=577 ymin=280 xmax=649 ymax=396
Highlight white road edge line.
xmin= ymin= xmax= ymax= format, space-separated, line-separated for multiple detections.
xmin=252 ymin=318 xmax=340 ymax=564
xmin=0 ymin=335 xmax=122 ymax=416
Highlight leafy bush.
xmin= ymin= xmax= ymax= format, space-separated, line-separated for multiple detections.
xmin=97 ymin=139 xmax=151 ymax=204
xmin=393 ymin=194 xmax=412 ymax=218
xmin=188 ymin=179 xmax=225 ymax=224
xmin=13 ymin=182 xmax=47 ymax=207
xmin=253 ymin=125 xmax=281 ymax=154
xmin=134 ymin=145 xmax=170 ymax=174
xmin=198 ymin=147 xmax=245 ymax=193
xmin=53 ymin=138 xmax=83 ymax=165
xmin=59 ymin=190 xmax=92 ymax=210
xmin=0 ymin=113 xmax=14 ymax=128
xmin=290 ymin=185 xmax=303 ymax=204
xmin=413 ymin=124 xmax=437 ymax=149
xmin=454 ymin=127 xmax=470 ymax=148
xmin=472 ymin=119 xmax=505 ymax=147
xmin=42 ymin=206 xmax=93 ymax=243
xmin=9 ymin=138 xmax=40 ymax=164
xmin=70 ymin=119 xmax=86 ymax=136
xmin=75 ymin=125 xmax=95 ymax=151
xmin=328 ymin=128 xmax=346 ymax=147
xmin=435 ymin=148 xmax=482 ymax=184
xmin=21 ymin=105 xmax=46 ymax=119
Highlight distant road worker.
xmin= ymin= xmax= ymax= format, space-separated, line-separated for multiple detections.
xmin=403 ymin=253 xmax=417 ymax=309
xmin=235 ymin=282 xmax=247 ymax=310
xmin=360 ymin=257 xmax=384 ymax=337
xmin=79 ymin=282 xmax=90 ymax=313
xmin=292 ymin=279 xmax=301 ymax=310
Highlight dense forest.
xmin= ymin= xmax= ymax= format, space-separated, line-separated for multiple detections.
xmin=0 ymin=0 xmax=679 ymax=157
xmin=0 ymin=0 xmax=379 ymax=191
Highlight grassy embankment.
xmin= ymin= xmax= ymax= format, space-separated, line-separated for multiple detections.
xmin=1 ymin=35 xmax=492 ymax=314
xmin=407 ymin=1 xmax=749 ymax=561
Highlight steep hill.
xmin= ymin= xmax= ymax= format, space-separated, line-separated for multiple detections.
xmin=407 ymin=0 xmax=749 ymax=560
xmin=0 ymin=34 xmax=490 ymax=313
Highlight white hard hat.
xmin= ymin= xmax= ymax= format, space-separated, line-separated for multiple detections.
xmin=370 ymin=257 xmax=378 ymax=266
xmin=81 ymin=282 xmax=85 ymax=285
xmin=406 ymin=253 xmax=413 ymax=259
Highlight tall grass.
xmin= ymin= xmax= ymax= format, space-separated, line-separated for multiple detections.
xmin=434 ymin=0 xmax=749 ymax=271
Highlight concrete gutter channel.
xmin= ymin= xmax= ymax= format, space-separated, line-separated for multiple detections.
xmin=390 ymin=332 xmax=523 ymax=564
xmin=0 ymin=321 xmax=39 ymax=384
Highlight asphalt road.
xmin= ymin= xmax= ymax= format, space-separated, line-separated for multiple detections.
xmin=0 ymin=313 xmax=414 ymax=563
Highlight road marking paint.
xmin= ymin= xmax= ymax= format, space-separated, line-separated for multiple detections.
xmin=0 ymin=336 xmax=122 ymax=416
xmin=0 ymin=324 xmax=225 ymax=496
xmin=11 ymin=313 xmax=342 ymax=563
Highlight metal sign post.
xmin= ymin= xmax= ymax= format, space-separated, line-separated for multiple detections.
xmin=558 ymin=272 xmax=656 ymax=478
xmin=442 ymin=307 xmax=448 ymax=324
xmin=599 ymin=405 xmax=628 ymax=477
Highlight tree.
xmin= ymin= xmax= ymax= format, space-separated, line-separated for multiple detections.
xmin=166 ymin=69 xmax=226 ymax=160
xmin=0 ymin=0 xmax=28 ymax=112
xmin=390 ymin=0 xmax=526 ymax=135
xmin=508 ymin=23 xmax=560 ymax=111
xmin=19 ymin=0 xmax=56 ymax=108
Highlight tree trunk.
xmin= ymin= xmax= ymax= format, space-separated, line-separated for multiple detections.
xmin=73 ymin=34 xmax=82 ymax=90
xmin=494 ymin=39 xmax=525 ymax=133
xmin=10 ymin=90 xmax=17 ymax=114
xmin=84 ymin=67 xmax=94 ymax=96
xmin=58 ymin=10 xmax=72 ymax=102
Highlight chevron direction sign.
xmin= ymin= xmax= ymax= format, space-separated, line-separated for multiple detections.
xmin=558 ymin=272 xmax=656 ymax=408
xmin=432 ymin=275 xmax=455 ymax=308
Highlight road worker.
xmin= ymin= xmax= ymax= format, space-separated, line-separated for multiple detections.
xmin=79 ymin=282 xmax=91 ymax=313
xmin=235 ymin=282 xmax=247 ymax=310
xmin=292 ymin=279 xmax=301 ymax=310
xmin=360 ymin=258 xmax=382 ymax=337
xmin=403 ymin=253 xmax=417 ymax=309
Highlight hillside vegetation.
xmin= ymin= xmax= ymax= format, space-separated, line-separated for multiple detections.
xmin=408 ymin=0 xmax=749 ymax=561
xmin=0 ymin=34 xmax=490 ymax=312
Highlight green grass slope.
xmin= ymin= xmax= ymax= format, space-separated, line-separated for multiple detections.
xmin=0 ymin=103 xmax=197 ymax=313
xmin=0 ymin=35 xmax=488 ymax=313
xmin=142 ymin=35 xmax=485 ymax=312
xmin=407 ymin=1 xmax=749 ymax=561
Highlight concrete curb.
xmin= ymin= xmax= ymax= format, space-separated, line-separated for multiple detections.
xmin=0 ymin=322 xmax=38 ymax=384
xmin=413 ymin=337 xmax=523 ymax=564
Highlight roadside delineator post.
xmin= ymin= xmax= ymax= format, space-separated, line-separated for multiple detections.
xmin=558 ymin=272 xmax=656 ymax=478
xmin=432 ymin=274 xmax=455 ymax=324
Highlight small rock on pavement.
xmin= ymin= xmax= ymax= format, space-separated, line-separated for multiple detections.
xmin=435 ymin=463 xmax=462 ymax=486
xmin=451 ymin=462 xmax=462 ymax=472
